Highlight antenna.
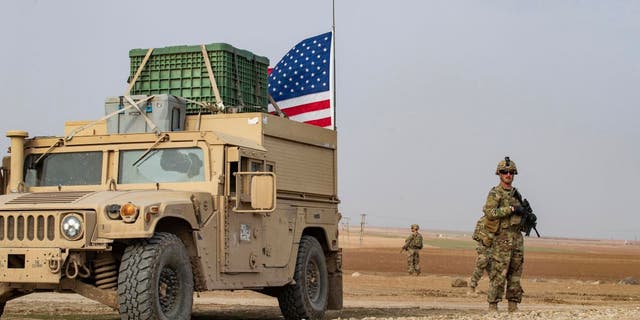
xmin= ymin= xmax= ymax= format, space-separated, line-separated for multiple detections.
xmin=331 ymin=0 xmax=337 ymax=130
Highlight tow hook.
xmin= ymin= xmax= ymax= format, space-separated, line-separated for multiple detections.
xmin=65 ymin=254 xmax=91 ymax=279
xmin=48 ymin=257 xmax=62 ymax=273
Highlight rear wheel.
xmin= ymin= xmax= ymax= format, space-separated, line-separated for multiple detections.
xmin=278 ymin=235 xmax=328 ymax=320
xmin=117 ymin=232 xmax=193 ymax=320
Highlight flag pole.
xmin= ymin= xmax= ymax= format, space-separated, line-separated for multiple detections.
xmin=332 ymin=0 xmax=337 ymax=130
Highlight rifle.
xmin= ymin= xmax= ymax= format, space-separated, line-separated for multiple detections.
xmin=513 ymin=190 xmax=540 ymax=237
xmin=520 ymin=199 xmax=540 ymax=237
xmin=401 ymin=234 xmax=413 ymax=253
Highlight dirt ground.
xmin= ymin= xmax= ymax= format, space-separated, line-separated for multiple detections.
xmin=3 ymin=228 xmax=640 ymax=319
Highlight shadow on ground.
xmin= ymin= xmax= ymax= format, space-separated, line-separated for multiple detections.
xmin=3 ymin=306 xmax=480 ymax=320
xmin=191 ymin=305 xmax=479 ymax=319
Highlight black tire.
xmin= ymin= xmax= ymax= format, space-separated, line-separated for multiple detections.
xmin=117 ymin=232 xmax=193 ymax=320
xmin=278 ymin=235 xmax=328 ymax=320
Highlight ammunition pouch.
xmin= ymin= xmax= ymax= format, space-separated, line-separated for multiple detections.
xmin=484 ymin=217 xmax=500 ymax=233
xmin=476 ymin=231 xmax=493 ymax=246
xmin=473 ymin=217 xmax=495 ymax=246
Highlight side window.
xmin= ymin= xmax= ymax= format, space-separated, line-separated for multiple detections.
xmin=240 ymin=158 xmax=261 ymax=197
xmin=266 ymin=162 xmax=275 ymax=172
xmin=250 ymin=160 xmax=263 ymax=172
xmin=229 ymin=156 xmax=271 ymax=197
xmin=236 ymin=158 xmax=265 ymax=199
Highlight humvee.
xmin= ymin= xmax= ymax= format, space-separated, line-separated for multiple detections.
xmin=0 ymin=95 xmax=342 ymax=320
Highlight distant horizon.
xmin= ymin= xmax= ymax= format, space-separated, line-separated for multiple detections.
xmin=348 ymin=224 xmax=640 ymax=242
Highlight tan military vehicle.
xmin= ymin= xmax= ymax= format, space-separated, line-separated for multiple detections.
xmin=0 ymin=95 xmax=342 ymax=320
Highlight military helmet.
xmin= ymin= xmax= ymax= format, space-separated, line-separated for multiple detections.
xmin=495 ymin=156 xmax=518 ymax=175
xmin=411 ymin=224 xmax=419 ymax=230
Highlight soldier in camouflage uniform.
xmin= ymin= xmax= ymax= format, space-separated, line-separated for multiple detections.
xmin=468 ymin=216 xmax=492 ymax=294
xmin=483 ymin=157 xmax=527 ymax=312
xmin=402 ymin=224 xmax=424 ymax=275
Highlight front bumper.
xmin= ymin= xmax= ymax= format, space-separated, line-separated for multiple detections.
xmin=0 ymin=248 xmax=65 ymax=284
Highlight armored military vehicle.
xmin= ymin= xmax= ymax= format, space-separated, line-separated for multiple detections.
xmin=0 ymin=92 xmax=342 ymax=319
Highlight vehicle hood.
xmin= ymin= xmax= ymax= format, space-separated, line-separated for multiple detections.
xmin=0 ymin=190 xmax=201 ymax=211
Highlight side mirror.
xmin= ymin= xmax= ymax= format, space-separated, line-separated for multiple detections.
xmin=233 ymin=172 xmax=276 ymax=213
xmin=250 ymin=174 xmax=275 ymax=210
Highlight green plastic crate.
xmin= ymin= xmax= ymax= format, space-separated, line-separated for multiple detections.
xmin=129 ymin=43 xmax=269 ymax=114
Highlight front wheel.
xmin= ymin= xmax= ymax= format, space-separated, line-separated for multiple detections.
xmin=117 ymin=232 xmax=194 ymax=320
xmin=278 ymin=235 xmax=328 ymax=320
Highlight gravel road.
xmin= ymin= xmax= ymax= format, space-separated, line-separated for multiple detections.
xmin=335 ymin=308 xmax=640 ymax=320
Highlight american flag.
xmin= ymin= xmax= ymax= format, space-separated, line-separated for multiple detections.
xmin=268 ymin=32 xmax=334 ymax=129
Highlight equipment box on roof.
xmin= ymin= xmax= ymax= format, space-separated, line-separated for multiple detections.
xmin=104 ymin=94 xmax=186 ymax=134
xmin=129 ymin=43 xmax=269 ymax=114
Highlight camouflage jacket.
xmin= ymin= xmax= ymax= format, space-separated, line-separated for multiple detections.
xmin=482 ymin=185 xmax=522 ymax=232
xmin=404 ymin=232 xmax=423 ymax=250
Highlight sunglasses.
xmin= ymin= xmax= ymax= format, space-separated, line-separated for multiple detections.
xmin=499 ymin=170 xmax=516 ymax=175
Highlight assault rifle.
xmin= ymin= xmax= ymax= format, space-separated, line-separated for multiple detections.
xmin=513 ymin=189 xmax=540 ymax=237
xmin=519 ymin=199 xmax=540 ymax=237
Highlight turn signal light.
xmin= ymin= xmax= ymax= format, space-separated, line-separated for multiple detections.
xmin=120 ymin=203 xmax=139 ymax=223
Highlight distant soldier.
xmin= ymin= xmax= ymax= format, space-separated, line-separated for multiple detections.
xmin=468 ymin=216 xmax=492 ymax=294
xmin=483 ymin=157 xmax=527 ymax=312
xmin=402 ymin=224 xmax=424 ymax=275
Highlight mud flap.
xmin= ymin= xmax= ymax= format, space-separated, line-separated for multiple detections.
xmin=326 ymin=248 xmax=343 ymax=310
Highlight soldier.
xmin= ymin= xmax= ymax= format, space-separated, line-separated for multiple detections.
xmin=402 ymin=224 xmax=424 ymax=275
xmin=483 ymin=157 xmax=527 ymax=312
xmin=468 ymin=216 xmax=492 ymax=294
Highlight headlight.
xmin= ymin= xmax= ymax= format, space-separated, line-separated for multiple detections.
xmin=61 ymin=214 xmax=84 ymax=240
xmin=105 ymin=204 xmax=122 ymax=220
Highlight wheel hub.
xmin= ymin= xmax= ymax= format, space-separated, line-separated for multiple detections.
xmin=159 ymin=267 xmax=179 ymax=313
xmin=306 ymin=261 xmax=320 ymax=301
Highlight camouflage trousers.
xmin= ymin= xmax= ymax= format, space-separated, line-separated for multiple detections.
xmin=407 ymin=249 xmax=420 ymax=274
xmin=469 ymin=243 xmax=490 ymax=288
xmin=487 ymin=230 xmax=524 ymax=303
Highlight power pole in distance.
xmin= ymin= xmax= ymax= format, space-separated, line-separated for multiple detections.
xmin=341 ymin=217 xmax=351 ymax=244
xmin=359 ymin=214 xmax=366 ymax=247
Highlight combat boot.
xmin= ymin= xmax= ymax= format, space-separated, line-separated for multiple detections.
xmin=508 ymin=301 xmax=518 ymax=312
xmin=488 ymin=303 xmax=498 ymax=312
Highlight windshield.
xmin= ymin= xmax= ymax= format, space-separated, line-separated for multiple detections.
xmin=119 ymin=147 xmax=205 ymax=184
xmin=24 ymin=152 xmax=103 ymax=187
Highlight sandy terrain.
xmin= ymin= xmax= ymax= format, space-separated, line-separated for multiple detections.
xmin=2 ymin=228 xmax=640 ymax=319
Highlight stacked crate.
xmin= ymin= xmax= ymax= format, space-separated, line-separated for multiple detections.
xmin=129 ymin=43 xmax=269 ymax=114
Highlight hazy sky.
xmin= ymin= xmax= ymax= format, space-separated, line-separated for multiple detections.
xmin=1 ymin=1 xmax=638 ymax=240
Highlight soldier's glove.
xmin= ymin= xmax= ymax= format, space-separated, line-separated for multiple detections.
xmin=513 ymin=205 xmax=527 ymax=216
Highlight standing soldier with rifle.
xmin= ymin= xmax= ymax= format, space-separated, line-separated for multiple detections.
xmin=402 ymin=224 xmax=424 ymax=276
xmin=482 ymin=157 xmax=539 ymax=313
